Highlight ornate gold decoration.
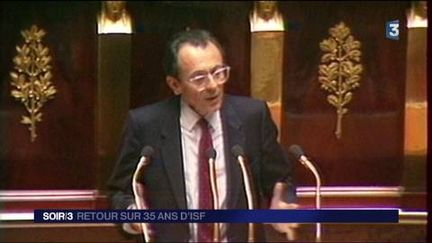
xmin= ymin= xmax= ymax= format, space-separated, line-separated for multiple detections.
xmin=319 ymin=22 xmax=363 ymax=139
xmin=10 ymin=25 xmax=56 ymax=142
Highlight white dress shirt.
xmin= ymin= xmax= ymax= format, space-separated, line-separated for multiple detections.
xmin=180 ymin=99 xmax=227 ymax=242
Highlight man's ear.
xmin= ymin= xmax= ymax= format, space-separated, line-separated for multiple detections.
xmin=166 ymin=76 xmax=182 ymax=95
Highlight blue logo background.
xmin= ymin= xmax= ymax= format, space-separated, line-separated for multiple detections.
xmin=386 ymin=20 xmax=400 ymax=40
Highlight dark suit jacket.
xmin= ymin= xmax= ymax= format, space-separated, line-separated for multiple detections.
xmin=108 ymin=94 xmax=296 ymax=242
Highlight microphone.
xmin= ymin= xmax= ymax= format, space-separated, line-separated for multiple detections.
xmin=288 ymin=144 xmax=322 ymax=242
xmin=206 ymin=148 xmax=219 ymax=242
xmin=206 ymin=148 xmax=218 ymax=210
xmin=132 ymin=146 xmax=154 ymax=243
xmin=232 ymin=145 xmax=255 ymax=243
xmin=207 ymin=148 xmax=216 ymax=162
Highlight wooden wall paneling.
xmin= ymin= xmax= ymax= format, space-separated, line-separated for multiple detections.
xmin=0 ymin=2 xmax=99 ymax=189
xmin=279 ymin=2 xmax=410 ymax=187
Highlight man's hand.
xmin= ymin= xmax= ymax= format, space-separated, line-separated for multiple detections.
xmin=122 ymin=204 xmax=142 ymax=234
xmin=269 ymin=182 xmax=299 ymax=241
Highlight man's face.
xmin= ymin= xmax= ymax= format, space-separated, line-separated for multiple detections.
xmin=167 ymin=42 xmax=226 ymax=116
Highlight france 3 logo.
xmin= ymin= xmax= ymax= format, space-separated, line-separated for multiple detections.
xmin=386 ymin=20 xmax=399 ymax=40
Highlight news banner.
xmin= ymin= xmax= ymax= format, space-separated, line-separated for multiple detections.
xmin=34 ymin=209 xmax=398 ymax=223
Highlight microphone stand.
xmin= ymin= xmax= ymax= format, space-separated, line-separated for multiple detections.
xmin=208 ymin=155 xmax=220 ymax=242
xmin=237 ymin=155 xmax=255 ymax=242
xmin=132 ymin=158 xmax=152 ymax=243
xmin=300 ymin=158 xmax=321 ymax=242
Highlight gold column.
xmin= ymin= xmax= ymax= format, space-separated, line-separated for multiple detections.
xmin=96 ymin=35 xmax=131 ymax=189
xmin=402 ymin=2 xmax=427 ymax=191
xmin=251 ymin=32 xmax=284 ymax=131
xmin=250 ymin=1 xmax=285 ymax=133
xmin=96 ymin=1 xmax=133 ymax=189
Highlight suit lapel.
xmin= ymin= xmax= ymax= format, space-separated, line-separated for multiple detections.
xmin=221 ymin=95 xmax=246 ymax=209
xmin=160 ymin=96 xmax=187 ymax=209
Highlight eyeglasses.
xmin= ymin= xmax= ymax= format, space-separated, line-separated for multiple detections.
xmin=186 ymin=65 xmax=230 ymax=87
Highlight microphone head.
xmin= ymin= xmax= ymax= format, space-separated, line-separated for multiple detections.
xmin=206 ymin=148 xmax=217 ymax=160
xmin=288 ymin=144 xmax=304 ymax=160
xmin=141 ymin=146 xmax=155 ymax=158
xmin=231 ymin=145 xmax=245 ymax=157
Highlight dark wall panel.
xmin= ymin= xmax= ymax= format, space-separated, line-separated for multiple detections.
xmin=0 ymin=2 xmax=98 ymax=189
xmin=280 ymin=2 xmax=409 ymax=186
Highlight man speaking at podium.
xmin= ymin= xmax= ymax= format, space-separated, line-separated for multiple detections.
xmin=108 ymin=29 xmax=298 ymax=242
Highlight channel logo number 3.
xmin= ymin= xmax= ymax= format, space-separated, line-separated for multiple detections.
xmin=386 ymin=20 xmax=399 ymax=40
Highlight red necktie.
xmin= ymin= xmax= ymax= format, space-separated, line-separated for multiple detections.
xmin=197 ymin=118 xmax=214 ymax=242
